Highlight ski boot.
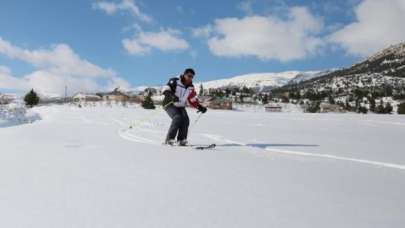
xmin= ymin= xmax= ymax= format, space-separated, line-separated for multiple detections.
xmin=178 ymin=139 xmax=188 ymax=147
xmin=165 ymin=139 xmax=176 ymax=146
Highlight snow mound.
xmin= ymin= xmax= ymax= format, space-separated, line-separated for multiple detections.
xmin=0 ymin=104 xmax=41 ymax=128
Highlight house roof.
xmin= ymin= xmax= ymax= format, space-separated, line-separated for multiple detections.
xmin=97 ymin=88 xmax=129 ymax=97
xmin=265 ymin=103 xmax=282 ymax=108
xmin=0 ymin=94 xmax=17 ymax=100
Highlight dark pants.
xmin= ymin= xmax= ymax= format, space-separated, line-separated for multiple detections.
xmin=165 ymin=105 xmax=190 ymax=142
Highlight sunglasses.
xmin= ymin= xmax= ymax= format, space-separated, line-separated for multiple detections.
xmin=184 ymin=74 xmax=194 ymax=79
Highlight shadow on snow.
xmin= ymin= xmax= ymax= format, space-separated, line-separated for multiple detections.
xmin=217 ymin=143 xmax=319 ymax=149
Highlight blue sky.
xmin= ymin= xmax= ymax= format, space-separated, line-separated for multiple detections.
xmin=1 ymin=0 xmax=404 ymax=95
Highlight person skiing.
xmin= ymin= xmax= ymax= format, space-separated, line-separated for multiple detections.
xmin=162 ymin=68 xmax=207 ymax=146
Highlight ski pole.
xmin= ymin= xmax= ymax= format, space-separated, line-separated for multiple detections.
xmin=194 ymin=112 xmax=203 ymax=125
xmin=163 ymin=101 xmax=175 ymax=109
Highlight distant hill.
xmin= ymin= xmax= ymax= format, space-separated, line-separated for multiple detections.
xmin=275 ymin=42 xmax=405 ymax=96
xmin=197 ymin=71 xmax=333 ymax=92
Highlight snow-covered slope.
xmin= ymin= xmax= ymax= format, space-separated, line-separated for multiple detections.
xmin=0 ymin=104 xmax=404 ymax=227
xmin=132 ymin=43 xmax=405 ymax=97
xmin=278 ymin=41 xmax=405 ymax=102
xmin=198 ymin=71 xmax=302 ymax=90
xmin=345 ymin=41 xmax=405 ymax=78
xmin=130 ymin=71 xmax=332 ymax=94
xmin=132 ymin=72 xmax=303 ymax=93
xmin=288 ymin=70 xmax=336 ymax=84
xmin=368 ymin=41 xmax=405 ymax=62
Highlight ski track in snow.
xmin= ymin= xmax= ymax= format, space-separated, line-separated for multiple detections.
xmin=203 ymin=133 xmax=405 ymax=171
xmin=362 ymin=119 xmax=405 ymax=127
xmin=265 ymin=148 xmax=405 ymax=171
xmin=118 ymin=129 xmax=157 ymax=145
xmin=110 ymin=113 xmax=405 ymax=171
xmin=202 ymin=133 xmax=243 ymax=145
xmin=115 ymin=121 xmax=160 ymax=145
xmin=113 ymin=116 xmax=166 ymax=145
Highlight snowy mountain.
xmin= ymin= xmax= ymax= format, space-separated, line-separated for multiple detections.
xmin=337 ymin=41 xmax=405 ymax=78
xmin=277 ymin=41 xmax=405 ymax=100
xmin=129 ymin=71 xmax=323 ymax=94
xmin=197 ymin=71 xmax=327 ymax=91
xmin=368 ymin=42 xmax=405 ymax=65
xmin=287 ymin=70 xmax=336 ymax=85
xmin=198 ymin=72 xmax=298 ymax=89
xmin=131 ymin=41 xmax=405 ymax=97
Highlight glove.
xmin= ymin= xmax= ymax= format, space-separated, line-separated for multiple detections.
xmin=197 ymin=105 xmax=207 ymax=114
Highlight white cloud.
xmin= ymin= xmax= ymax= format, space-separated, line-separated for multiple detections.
xmin=122 ymin=29 xmax=189 ymax=55
xmin=24 ymin=71 xmax=101 ymax=96
xmin=237 ymin=0 xmax=254 ymax=15
xmin=0 ymin=66 xmax=29 ymax=91
xmin=196 ymin=7 xmax=324 ymax=62
xmin=0 ymin=38 xmax=131 ymax=96
xmin=0 ymin=66 xmax=11 ymax=75
xmin=93 ymin=1 xmax=118 ymax=14
xmin=106 ymin=76 xmax=132 ymax=91
xmin=122 ymin=38 xmax=150 ymax=55
xmin=0 ymin=69 xmax=131 ymax=96
xmin=93 ymin=1 xmax=190 ymax=55
xmin=192 ymin=25 xmax=213 ymax=38
xmin=0 ymin=37 xmax=115 ymax=78
xmin=329 ymin=0 xmax=405 ymax=56
xmin=92 ymin=0 xmax=152 ymax=23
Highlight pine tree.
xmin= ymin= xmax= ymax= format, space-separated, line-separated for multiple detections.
xmin=24 ymin=89 xmax=40 ymax=108
xmin=281 ymin=95 xmax=289 ymax=103
xmin=306 ymin=101 xmax=320 ymax=113
xmin=345 ymin=101 xmax=351 ymax=111
xmin=328 ymin=95 xmax=335 ymax=105
xmin=225 ymin=88 xmax=231 ymax=97
xmin=398 ymin=102 xmax=405 ymax=114
xmin=262 ymin=94 xmax=269 ymax=104
xmin=384 ymin=84 xmax=393 ymax=97
xmin=142 ymin=92 xmax=155 ymax=109
xmin=355 ymin=99 xmax=360 ymax=112
xmin=199 ymin=84 xmax=204 ymax=96
xmin=358 ymin=106 xmax=368 ymax=114
xmin=384 ymin=102 xmax=393 ymax=114
xmin=376 ymin=100 xmax=385 ymax=114
xmin=369 ymin=97 xmax=376 ymax=112
xmin=375 ymin=100 xmax=393 ymax=114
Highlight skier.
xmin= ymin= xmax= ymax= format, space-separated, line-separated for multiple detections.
xmin=162 ymin=68 xmax=207 ymax=146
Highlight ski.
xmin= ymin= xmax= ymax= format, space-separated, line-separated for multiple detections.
xmin=192 ymin=144 xmax=216 ymax=150
xmin=163 ymin=143 xmax=216 ymax=150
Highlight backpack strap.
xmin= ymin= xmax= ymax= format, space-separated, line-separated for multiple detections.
xmin=167 ymin=77 xmax=179 ymax=93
